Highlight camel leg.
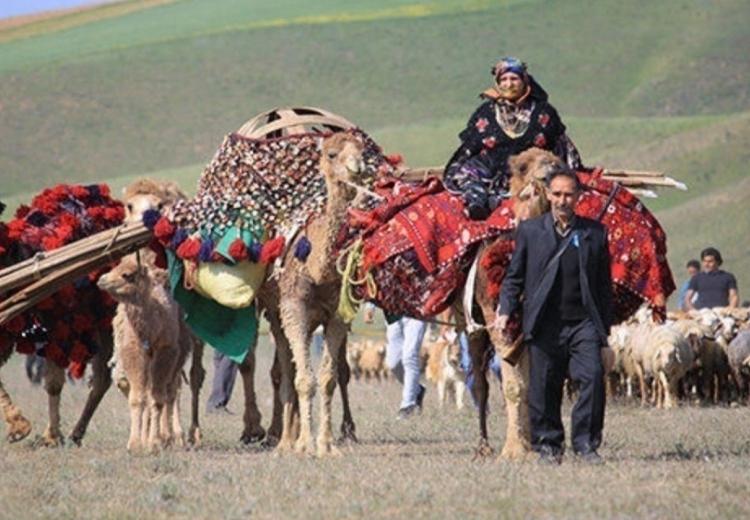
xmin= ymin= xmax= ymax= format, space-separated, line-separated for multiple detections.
xmin=42 ymin=363 xmax=66 ymax=447
xmin=337 ymin=334 xmax=357 ymax=444
xmin=469 ymin=330 xmax=494 ymax=458
xmin=266 ymin=311 xmax=297 ymax=452
xmin=188 ymin=339 xmax=204 ymax=447
xmin=127 ymin=380 xmax=147 ymax=452
xmin=238 ymin=349 xmax=266 ymax=444
xmin=499 ymin=349 xmax=534 ymax=460
xmin=0 ymin=371 xmax=33 ymax=443
xmin=70 ymin=331 xmax=113 ymax=446
xmin=266 ymin=349 xmax=283 ymax=447
xmin=279 ymin=301 xmax=315 ymax=456
xmin=169 ymin=383 xmax=184 ymax=448
xmin=316 ymin=320 xmax=346 ymax=457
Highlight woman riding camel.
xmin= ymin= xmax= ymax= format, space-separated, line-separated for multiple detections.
xmin=445 ymin=57 xmax=582 ymax=219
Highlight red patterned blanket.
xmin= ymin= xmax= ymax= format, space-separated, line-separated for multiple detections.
xmin=353 ymin=170 xmax=675 ymax=322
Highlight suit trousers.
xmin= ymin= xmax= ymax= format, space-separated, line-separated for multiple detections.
xmin=528 ymin=318 xmax=605 ymax=455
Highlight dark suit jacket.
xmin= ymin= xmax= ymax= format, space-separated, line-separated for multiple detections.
xmin=499 ymin=212 xmax=613 ymax=344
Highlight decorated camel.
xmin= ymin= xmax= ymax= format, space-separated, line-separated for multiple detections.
xmin=148 ymin=126 xmax=387 ymax=456
xmin=0 ymin=185 xmax=125 ymax=446
xmin=345 ymin=146 xmax=674 ymax=459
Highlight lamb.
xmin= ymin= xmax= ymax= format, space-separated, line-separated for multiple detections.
xmin=727 ymin=331 xmax=750 ymax=404
xmin=424 ymin=337 xmax=466 ymax=410
xmin=648 ymin=323 xmax=699 ymax=409
xmin=357 ymin=340 xmax=388 ymax=381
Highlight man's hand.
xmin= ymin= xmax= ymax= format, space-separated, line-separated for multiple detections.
xmin=493 ymin=314 xmax=509 ymax=332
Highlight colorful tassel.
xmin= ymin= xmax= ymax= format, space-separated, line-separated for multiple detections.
xmin=154 ymin=217 xmax=175 ymax=242
xmin=228 ymin=238 xmax=249 ymax=261
xmin=294 ymin=236 xmax=312 ymax=261
xmin=142 ymin=209 xmax=161 ymax=230
xmin=198 ymin=238 xmax=215 ymax=262
xmin=170 ymin=228 xmax=188 ymax=248
xmin=249 ymin=242 xmax=262 ymax=262
xmin=260 ymin=236 xmax=285 ymax=264
xmin=176 ymin=236 xmax=201 ymax=260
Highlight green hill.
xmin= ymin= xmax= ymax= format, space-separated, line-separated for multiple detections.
xmin=0 ymin=0 xmax=748 ymax=301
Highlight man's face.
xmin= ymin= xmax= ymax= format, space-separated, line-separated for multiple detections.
xmin=702 ymin=255 xmax=719 ymax=272
xmin=497 ymin=72 xmax=525 ymax=100
xmin=546 ymin=175 xmax=580 ymax=222
xmin=687 ymin=266 xmax=698 ymax=277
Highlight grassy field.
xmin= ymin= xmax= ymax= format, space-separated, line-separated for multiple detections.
xmin=1 ymin=338 xmax=750 ymax=518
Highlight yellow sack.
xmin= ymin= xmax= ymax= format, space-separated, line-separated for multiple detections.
xmin=192 ymin=261 xmax=267 ymax=309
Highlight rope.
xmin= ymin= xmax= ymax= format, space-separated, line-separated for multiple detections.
xmin=336 ymin=239 xmax=374 ymax=323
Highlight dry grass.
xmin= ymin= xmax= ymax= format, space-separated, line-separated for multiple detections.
xmin=1 ymin=336 xmax=750 ymax=519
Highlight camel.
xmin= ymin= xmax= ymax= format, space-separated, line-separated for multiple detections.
xmin=98 ymin=253 xmax=194 ymax=451
xmin=251 ymin=132 xmax=369 ymax=456
xmin=115 ymin=178 xmax=208 ymax=446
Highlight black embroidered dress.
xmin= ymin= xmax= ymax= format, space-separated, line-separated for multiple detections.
xmin=445 ymin=80 xmax=581 ymax=219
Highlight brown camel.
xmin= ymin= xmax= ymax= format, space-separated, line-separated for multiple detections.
xmin=98 ymin=254 xmax=193 ymax=452
xmin=251 ymin=132 xmax=369 ymax=456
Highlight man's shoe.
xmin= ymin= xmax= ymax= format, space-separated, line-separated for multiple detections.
xmin=536 ymin=446 xmax=563 ymax=465
xmin=576 ymin=451 xmax=604 ymax=465
xmin=207 ymin=405 xmax=234 ymax=415
xmin=396 ymin=404 xmax=420 ymax=420
xmin=416 ymin=385 xmax=426 ymax=410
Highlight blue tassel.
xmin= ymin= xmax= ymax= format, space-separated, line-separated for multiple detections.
xmin=199 ymin=238 xmax=215 ymax=262
xmin=294 ymin=236 xmax=312 ymax=261
xmin=248 ymin=242 xmax=262 ymax=263
xmin=170 ymin=228 xmax=188 ymax=248
xmin=141 ymin=209 xmax=161 ymax=230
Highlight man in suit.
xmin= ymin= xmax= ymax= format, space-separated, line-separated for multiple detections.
xmin=496 ymin=165 xmax=613 ymax=464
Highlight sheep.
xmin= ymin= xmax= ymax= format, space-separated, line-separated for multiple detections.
xmin=727 ymin=331 xmax=750 ymax=404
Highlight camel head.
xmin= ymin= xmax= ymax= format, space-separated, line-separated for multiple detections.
xmin=508 ymin=147 xmax=564 ymax=221
xmin=97 ymin=253 xmax=166 ymax=302
xmin=122 ymin=178 xmax=186 ymax=223
xmin=320 ymin=133 xmax=367 ymax=193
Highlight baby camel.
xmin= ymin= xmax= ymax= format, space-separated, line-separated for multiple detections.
xmin=98 ymin=254 xmax=191 ymax=452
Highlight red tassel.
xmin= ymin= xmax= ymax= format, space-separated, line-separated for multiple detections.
xmin=228 ymin=239 xmax=249 ymax=261
xmin=176 ymin=237 xmax=201 ymax=260
xmin=69 ymin=341 xmax=90 ymax=364
xmin=68 ymin=362 xmax=86 ymax=380
xmin=386 ymin=153 xmax=403 ymax=166
xmin=260 ymin=236 xmax=285 ymax=264
xmin=153 ymin=217 xmax=175 ymax=242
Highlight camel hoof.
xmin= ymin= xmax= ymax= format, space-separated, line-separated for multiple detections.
xmin=68 ymin=433 xmax=83 ymax=447
xmin=338 ymin=423 xmax=358 ymax=444
xmin=6 ymin=417 xmax=32 ymax=443
xmin=42 ymin=433 xmax=64 ymax=448
xmin=473 ymin=438 xmax=495 ymax=460
xmin=293 ymin=438 xmax=314 ymax=456
xmin=499 ymin=440 xmax=535 ymax=461
xmin=240 ymin=428 xmax=266 ymax=445
xmin=188 ymin=427 xmax=202 ymax=448
xmin=260 ymin=435 xmax=279 ymax=450
xmin=316 ymin=442 xmax=341 ymax=458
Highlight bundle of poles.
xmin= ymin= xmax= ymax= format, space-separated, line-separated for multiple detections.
xmin=0 ymin=167 xmax=685 ymax=326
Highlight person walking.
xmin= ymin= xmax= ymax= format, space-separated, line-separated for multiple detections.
xmin=206 ymin=351 xmax=238 ymax=413
xmin=496 ymin=165 xmax=613 ymax=464
xmin=685 ymin=247 xmax=739 ymax=310
xmin=385 ymin=316 xmax=428 ymax=419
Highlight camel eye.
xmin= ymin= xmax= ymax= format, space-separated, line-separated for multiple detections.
xmin=157 ymin=202 xmax=164 ymax=210
xmin=122 ymin=271 xmax=137 ymax=282
xmin=327 ymin=151 xmax=338 ymax=159
xmin=127 ymin=203 xmax=133 ymax=212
